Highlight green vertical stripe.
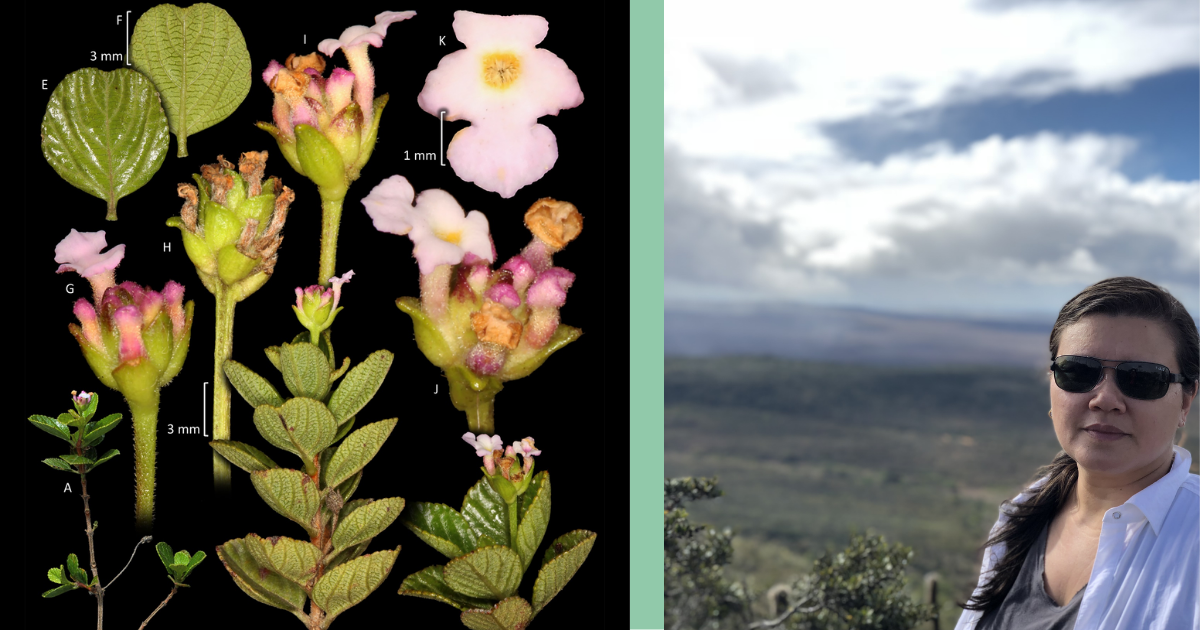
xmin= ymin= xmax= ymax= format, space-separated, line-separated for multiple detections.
xmin=630 ymin=1 xmax=665 ymax=627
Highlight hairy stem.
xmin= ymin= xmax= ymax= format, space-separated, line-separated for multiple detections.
xmin=318 ymin=188 xmax=345 ymax=287
xmin=138 ymin=584 xmax=178 ymax=629
xmin=212 ymin=285 xmax=237 ymax=490
xmin=77 ymin=459 xmax=103 ymax=630
xmin=128 ymin=394 xmax=161 ymax=531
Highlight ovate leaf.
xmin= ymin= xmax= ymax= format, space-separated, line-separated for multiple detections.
xmin=42 ymin=458 xmax=76 ymax=472
xmin=243 ymin=534 xmax=320 ymax=586
xmin=514 ymin=472 xmax=550 ymax=570
xmin=327 ymin=350 xmax=393 ymax=424
xmin=324 ymin=419 xmax=397 ymax=488
xmin=462 ymin=478 xmax=510 ymax=547
xmin=249 ymin=468 xmax=321 ymax=537
xmin=210 ymin=440 xmax=279 ymax=473
xmin=66 ymin=554 xmax=88 ymax=584
xmin=460 ymin=597 xmax=533 ymax=630
xmin=532 ymin=530 xmax=596 ymax=615
xmin=82 ymin=413 xmax=123 ymax=445
xmin=28 ymin=414 xmax=72 ymax=442
xmin=129 ymin=3 xmax=251 ymax=157
xmin=224 ymin=360 xmax=284 ymax=408
xmin=312 ymin=547 xmax=401 ymax=622
xmin=217 ymin=537 xmax=308 ymax=613
xmin=402 ymin=502 xmax=478 ymax=559
xmin=41 ymin=68 xmax=169 ymax=220
xmin=278 ymin=342 xmax=332 ymax=401
xmin=443 ymin=546 xmax=523 ymax=600
xmin=398 ymin=565 xmax=496 ymax=610
xmin=276 ymin=397 xmax=338 ymax=469
xmin=90 ymin=449 xmax=120 ymax=469
xmin=330 ymin=497 xmax=405 ymax=556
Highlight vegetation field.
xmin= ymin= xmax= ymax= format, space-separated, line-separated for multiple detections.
xmin=665 ymin=356 xmax=1200 ymax=624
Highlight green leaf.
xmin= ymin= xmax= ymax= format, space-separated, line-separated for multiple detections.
xmin=224 ymin=360 xmax=284 ymax=408
xmin=532 ymin=530 xmax=596 ymax=615
xmin=398 ymin=565 xmax=496 ymax=611
xmin=28 ymin=414 xmax=72 ymax=442
xmin=210 ymin=440 xmax=279 ymax=473
xmin=217 ymin=538 xmax=308 ymax=613
xmin=47 ymin=566 xmax=64 ymax=584
xmin=42 ymin=458 xmax=77 ymax=472
xmin=460 ymin=597 xmax=533 ymax=630
xmin=462 ymin=477 xmax=510 ymax=547
xmin=60 ymin=454 xmax=95 ymax=466
xmin=332 ymin=415 xmax=356 ymax=443
xmin=129 ymin=3 xmax=251 ymax=157
xmin=279 ymin=397 xmax=338 ymax=469
xmin=331 ymin=497 xmax=404 ymax=556
xmin=250 ymin=468 xmax=321 ymax=537
xmin=265 ymin=345 xmax=282 ymax=372
xmin=327 ymin=350 xmax=393 ymax=425
xmin=500 ymin=325 xmax=582 ymax=382
xmin=179 ymin=550 xmax=206 ymax=582
xmin=59 ymin=412 xmax=84 ymax=429
xmin=90 ymin=449 xmax=119 ymax=469
xmin=514 ymin=472 xmax=550 ymax=570
xmin=402 ymin=502 xmax=478 ymax=559
xmin=326 ymin=539 xmax=372 ymax=573
xmin=82 ymin=413 xmax=122 ymax=445
xmin=66 ymin=554 xmax=87 ymax=584
xmin=311 ymin=547 xmax=400 ymax=622
xmin=324 ymin=419 xmax=397 ymax=488
xmin=444 ymin=546 xmax=523 ymax=600
xmin=42 ymin=584 xmax=78 ymax=598
xmin=279 ymin=342 xmax=332 ymax=401
xmin=40 ymin=68 xmax=169 ymax=220
xmin=243 ymin=534 xmax=319 ymax=586
xmin=156 ymin=542 xmax=175 ymax=571
xmin=252 ymin=404 xmax=296 ymax=458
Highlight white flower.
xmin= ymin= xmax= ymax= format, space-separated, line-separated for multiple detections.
xmin=317 ymin=11 xmax=416 ymax=56
xmin=362 ymin=176 xmax=493 ymax=274
xmin=512 ymin=437 xmax=541 ymax=457
xmin=463 ymin=432 xmax=503 ymax=456
xmin=55 ymin=230 xmax=125 ymax=278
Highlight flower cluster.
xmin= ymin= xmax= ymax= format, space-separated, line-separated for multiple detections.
xmin=363 ymin=177 xmax=583 ymax=432
xmin=417 ymin=11 xmax=584 ymax=198
xmin=259 ymin=11 xmax=415 ymax=189
xmin=292 ymin=270 xmax=354 ymax=342
xmin=168 ymin=152 xmax=293 ymax=296
xmin=463 ymin=432 xmax=541 ymax=501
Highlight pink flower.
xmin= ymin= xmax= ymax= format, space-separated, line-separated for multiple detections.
xmin=362 ymin=176 xmax=494 ymax=274
xmin=513 ymin=437 xmax=541 ymax=457
xmin=318 ymin=11 xmax=417 ymax=123
xmin=55 ymin=230 xmax=125 ymax=278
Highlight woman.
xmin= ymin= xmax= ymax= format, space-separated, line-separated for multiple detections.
xmin=955 ymin=277 xmax=1198 ymax=630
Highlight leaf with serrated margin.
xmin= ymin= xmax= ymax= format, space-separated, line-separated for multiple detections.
xmin=210 ymin=440 xmax=278 ymax=473
xmin=90 ymin=449 xmax=119 ymax=469
xmin=515 ymin=472 xmax=550 ymax=570
xmin=82 ymin=413 xmax=122 ymax=445
xmin=250 ymin=468 xmax=321 ymax=537
xmin=129 ymin=3 xmax=251 ymax=157
xmin=276 ymin=397 xmax=337 ymax=469
xmin=243 ymin=534 xmax=319 ymax=586
xmin=331 ymin=497 xmax=404 ymax=556
xmin=403 ymin=502 xmax=478 ymax=559
xmin=28 ymin=414 xmax=72 ymax=442
xmin=40 ymin=68 xmax=169 ymax=219
xmin=217 ymin=537 xmax=308 ymax=613
xmin=312 ymin=547 xmax=400 ymax=621
xmin=461 ymin=597 xmax=533 ymax=630
xmin=47 ymin=566 xmax=64 ymax=584
xmin=60 ymin=454 xmax=95 ymax=466
xmin=279 ymin=342 xmax=332 ymax=401
xmin=327 ymin=350 xmax=393 ymax=425
xmin=43 ymin=458 xmax=76 ymax=472
xmin=462 ymin=478 xmax=510 ymax=547
xmin=532 ymin=530 xmax=595 ymax=615
xmin=444 ymin=546 xmax=523 ymax=600
xmin=325 ymin=419 xmax=397 ymax=488
xmin=224 ymin=360 xmax=284 ymax=408
xmin=66 ymin=554 xmax=87 ymax=584
xmin=398 ymin=565 xmax=496 ymax=611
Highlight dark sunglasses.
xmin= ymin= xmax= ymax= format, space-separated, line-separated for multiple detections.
xmin=1051 ymin=355 xmax=1187 ymax=401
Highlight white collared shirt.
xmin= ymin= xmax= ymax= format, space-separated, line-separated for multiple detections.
xmin=955 ymin=445 xmax=1198 ymax=630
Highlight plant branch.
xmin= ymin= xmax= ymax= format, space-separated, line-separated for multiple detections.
xmin=138 ymin=584 xmax=178 ymax=629
xmin=317 ymin=189 xmax=345 ymax=287
xmin=747 ymin=595 xmax=818 ymax=630
xmin=77 ymin=455 xmax=103 ymax=630
xmin=107 ymin=535 xmax=153 ymax=589
xmin=212 ymin=285 xmax=237 ymax=490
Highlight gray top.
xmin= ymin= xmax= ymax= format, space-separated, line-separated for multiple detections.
xmin=976 ymin=523 xmax=1085 ymax=630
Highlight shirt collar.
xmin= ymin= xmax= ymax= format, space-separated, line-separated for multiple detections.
xmin=1124 ymin=445 xmax=1193 ymax=537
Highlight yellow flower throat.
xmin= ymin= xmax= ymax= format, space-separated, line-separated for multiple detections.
xmin=481 ymin=52 xmax=521 ymax=90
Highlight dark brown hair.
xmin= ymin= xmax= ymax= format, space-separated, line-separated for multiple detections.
xmin=962 ymin=276 xmax=1199 ymax=613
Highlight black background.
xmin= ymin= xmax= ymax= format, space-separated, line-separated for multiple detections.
xmin=23 ymin=3 xmax=630 ymax=628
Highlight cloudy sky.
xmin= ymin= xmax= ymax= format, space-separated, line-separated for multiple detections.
xmin=665 ymin=0 xmax=1199 ymax=317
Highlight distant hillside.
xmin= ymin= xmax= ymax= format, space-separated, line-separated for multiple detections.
xmin=666 ymin=302 xmax=1053 ymax=367
xmin=665 ymin=356 xmax=1200 ymax=614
